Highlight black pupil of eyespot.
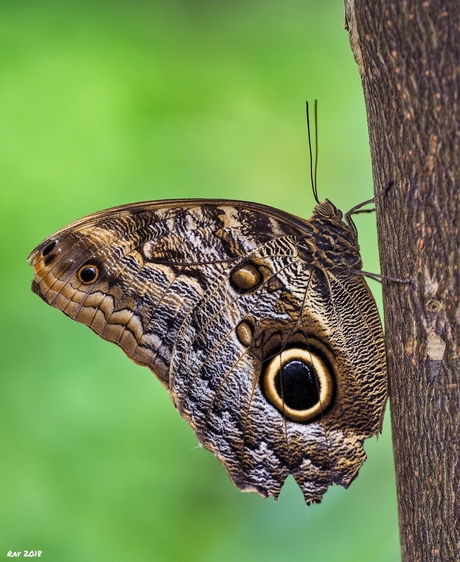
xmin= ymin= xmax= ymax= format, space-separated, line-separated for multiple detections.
xmin=275 ymin=360 xmax=319 ymax=410
xmin=42 ymin=240 xmax=57 ymax=256
xmin=80 ymin=266 xmax=97 ymax=283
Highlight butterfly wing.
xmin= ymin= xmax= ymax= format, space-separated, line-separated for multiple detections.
xmin=169 ymin=232 xmax=386 ymax=502
xmin=28 ymin=198 xmax=386 ymax=503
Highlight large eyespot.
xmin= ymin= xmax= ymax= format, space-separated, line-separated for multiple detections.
xmin=77 ymin=264 xmax=99 ymax=284
xmin=262 ymin=347 xmax=335 ymax=422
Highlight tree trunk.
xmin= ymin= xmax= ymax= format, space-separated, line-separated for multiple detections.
xmin=344 ymin=1 xmax=460 ymax=561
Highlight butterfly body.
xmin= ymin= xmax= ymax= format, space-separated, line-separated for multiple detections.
xmin=29 ymin=198 xmax=386 ymax=503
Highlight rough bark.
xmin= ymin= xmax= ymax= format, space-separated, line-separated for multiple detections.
xmin=344 ymin=1 xmax=460 ymax=561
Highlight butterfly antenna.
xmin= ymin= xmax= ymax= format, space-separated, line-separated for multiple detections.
xmin=306 ymin=100 xmax=320 ymax=204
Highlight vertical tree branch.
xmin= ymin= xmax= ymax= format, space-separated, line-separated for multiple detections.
xmin=344 ymin=1 xmax=460 ymax=561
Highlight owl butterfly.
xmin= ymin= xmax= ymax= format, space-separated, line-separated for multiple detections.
xmin=28 ymin=193 xmax=386 ymax=504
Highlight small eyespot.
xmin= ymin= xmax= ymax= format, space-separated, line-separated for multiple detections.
xmin=230 ymin=262 xmax=263 ymax=292
xmin=77 ymin=265 xmax=99 ymax=284
xmin=236 ymin=320 xmax=254 ymax=347
xmin=42 ymin=240 xmax=58 ymax=256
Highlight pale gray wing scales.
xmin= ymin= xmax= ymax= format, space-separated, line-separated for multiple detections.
xmin=170 ymin=242 xmax=386 ymax=503
xmin=170 ymin=236 xmax=328 ymax=500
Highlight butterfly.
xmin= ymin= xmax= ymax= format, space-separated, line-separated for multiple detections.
xmin=28 ymin=194 xmax=387 ymax=504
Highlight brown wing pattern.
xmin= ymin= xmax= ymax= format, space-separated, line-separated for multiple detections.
xmin=28 ymin=198 xmax=387 ymax=503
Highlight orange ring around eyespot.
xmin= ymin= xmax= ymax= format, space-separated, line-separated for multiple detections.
xmin=77 ymin=265 xmax=99 ymax=284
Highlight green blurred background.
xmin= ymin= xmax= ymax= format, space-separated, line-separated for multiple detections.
xmin=0 ymin=1 xmax=400 ymax=560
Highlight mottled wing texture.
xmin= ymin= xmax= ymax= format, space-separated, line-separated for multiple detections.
xmin=28 ymin=198 xmax=387 ymax=503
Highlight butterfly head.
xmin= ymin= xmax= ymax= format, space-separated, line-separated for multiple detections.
xmin=312 ymin=199 xmax=359 ymax=237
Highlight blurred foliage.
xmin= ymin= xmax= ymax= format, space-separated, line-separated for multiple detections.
xmin=0 ymin=1 xmax=399 ymax=561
